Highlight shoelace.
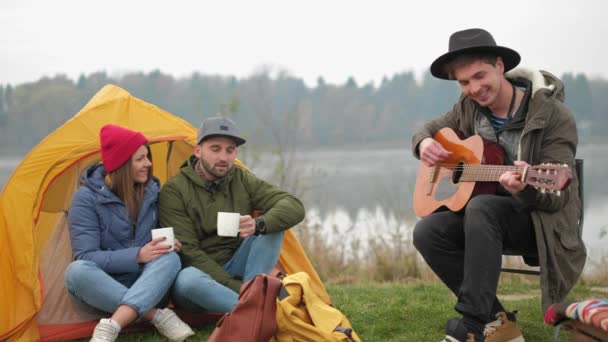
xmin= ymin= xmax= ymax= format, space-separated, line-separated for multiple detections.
xmin=483 ymin=317 xmax=503 ymax=336
xmin=159 ymin=311 xmax=181 ymax=329
xmin=159 ymin=310 xmax=194 ymax=338
xmin=93 ymin=323 xmax=118 ymax=342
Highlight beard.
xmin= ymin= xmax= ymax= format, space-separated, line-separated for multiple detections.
xmin=201 ymin=158 xmax=232 ymax=179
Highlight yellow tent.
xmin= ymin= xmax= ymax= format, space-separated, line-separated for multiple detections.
xmin=0 ymin=84 xmax=328 ymax=341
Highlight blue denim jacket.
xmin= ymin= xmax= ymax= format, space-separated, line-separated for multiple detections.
xmin=68 ymin=162 xmax=160 ymax=275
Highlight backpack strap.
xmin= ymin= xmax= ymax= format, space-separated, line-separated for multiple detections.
xmin=335 ymin=326 xmax=356 ymax=342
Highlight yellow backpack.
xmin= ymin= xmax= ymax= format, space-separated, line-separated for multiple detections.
xmin=272 ymin=272 xmax=361 ymax=342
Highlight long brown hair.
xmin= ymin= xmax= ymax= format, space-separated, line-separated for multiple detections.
xmin=107 ymin=144 xmax=153 ymax=223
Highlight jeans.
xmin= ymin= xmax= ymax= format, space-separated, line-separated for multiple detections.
xmin=413 ymin=195 xmax=536 ymax=333
xmin=65 ymin=252 xmax=181 ymax=318
xmin=172 ymin=231 xmax=284 ymax=313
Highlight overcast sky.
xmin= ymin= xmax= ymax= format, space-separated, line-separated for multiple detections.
xmin=1 ymin=0 xmax=606 ymax=87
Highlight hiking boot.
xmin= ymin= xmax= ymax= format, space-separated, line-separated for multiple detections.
xmin=484 ymin=311 xmax=525 ymax=342
xmin=152 ymin=308 xmax=195 ymax=342
xmin=90 ymin=319 xmax=119 ymax=342
xmin=442 ymin=318 xmax=478 ymax=342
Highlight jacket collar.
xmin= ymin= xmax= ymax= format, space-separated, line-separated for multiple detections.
xmin=506 ymin=68 xmax=564 ymax=132
xmin=506 ymin=67 xmax=564 ymax=101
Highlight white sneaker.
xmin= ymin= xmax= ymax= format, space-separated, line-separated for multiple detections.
xmin=152 ymin=308 xmax=195 ymax=342
xmin=90 ymin=318 xmax=119 ymax=342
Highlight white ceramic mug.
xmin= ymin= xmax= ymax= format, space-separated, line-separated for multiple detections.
xmin=217 ymin=212 xmax=241 ymax=237
xmin=151 ymin=227 xmax=175 ymax=251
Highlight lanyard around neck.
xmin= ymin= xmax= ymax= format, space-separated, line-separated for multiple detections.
xmin=507 ymin=83 xmax=517 ymax=118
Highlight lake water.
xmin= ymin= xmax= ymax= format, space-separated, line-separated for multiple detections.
xmin=2 ymin=144 xmax=607 ymax=269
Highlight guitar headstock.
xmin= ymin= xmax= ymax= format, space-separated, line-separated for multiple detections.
xmin=525 ymin=163 xmax=572 ymax=195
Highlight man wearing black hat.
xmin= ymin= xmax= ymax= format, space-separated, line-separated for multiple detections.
xmin=158 ymin=116 xmax=305 ymax=313
xmin=411 ymin=28 xmax=585 ymax=341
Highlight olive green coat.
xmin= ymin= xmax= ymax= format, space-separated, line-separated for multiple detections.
xmin=158 ymin=156 xmax=305 ymax=292
xmin=412 ymin=68 xmax=586 ymax=310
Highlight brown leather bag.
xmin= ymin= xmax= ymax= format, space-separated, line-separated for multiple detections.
xmin=208 ymin=274 xmax=283 ymax=342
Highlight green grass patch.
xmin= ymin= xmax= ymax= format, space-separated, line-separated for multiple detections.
xmin=84 ymin=280 xmax=602 ymax=341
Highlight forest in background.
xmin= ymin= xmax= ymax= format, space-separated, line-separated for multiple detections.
xmin=1 ymin=70 xmax=608 ymax=285
xmin=0 ymin=68 xmax=605 ymax=152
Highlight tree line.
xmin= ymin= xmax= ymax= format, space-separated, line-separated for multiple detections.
xmin=0 ymin=69 xmax=605 ymax=152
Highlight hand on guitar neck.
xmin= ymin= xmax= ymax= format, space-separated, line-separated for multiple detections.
xmin=419 ymin=137 xmax=452 ymax=167
xmin=499 ymin=160 xmax=529 ymax=194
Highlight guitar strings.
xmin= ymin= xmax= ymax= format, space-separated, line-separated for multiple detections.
xmin=435 ymin=164 xmax=521 ymax=170
xmin=428 ymin=164 xmax=558 ymax=181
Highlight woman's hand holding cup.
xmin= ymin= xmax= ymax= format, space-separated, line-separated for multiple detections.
xmin=137 ymin=236 xmax=171 ymax=263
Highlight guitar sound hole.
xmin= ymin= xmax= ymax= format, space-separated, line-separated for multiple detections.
xmin=451 ymin=162 xmax=464 ymax=183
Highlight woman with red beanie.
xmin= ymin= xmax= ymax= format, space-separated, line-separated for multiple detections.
xmin=64 ymin=124 xmax=195 ymax=342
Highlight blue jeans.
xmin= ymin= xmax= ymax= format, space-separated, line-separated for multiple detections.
xmin=65 ymin=252 xmax=181 ymax=318
xmin=172 ymin=232 xmax=284 ymax=313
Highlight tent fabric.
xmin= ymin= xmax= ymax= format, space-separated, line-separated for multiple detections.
xmin=0 ymin=84 xmax=328 ymax=341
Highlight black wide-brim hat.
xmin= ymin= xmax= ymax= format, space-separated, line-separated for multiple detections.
xmin=430 ymin=28 xmax=521 ymax=80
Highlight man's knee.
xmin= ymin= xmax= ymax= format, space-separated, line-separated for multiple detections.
xmin=255 ymin=231 xmax=285 ymax=249
xmin=265 ymin=230 xmax=285 ymax=241
xmin=465 ymin=195 xmax=493 ymax=216
xmin=174 ymin=267 xmax=213 ymax=293
xmin=464 ymin=195 xmax=503 ymax=236
xmin=414 ymin=221 xmax=436 ymax=256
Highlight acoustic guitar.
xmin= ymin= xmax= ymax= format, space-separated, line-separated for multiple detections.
xmin=413 ymin=127 xmax=572 ymax=217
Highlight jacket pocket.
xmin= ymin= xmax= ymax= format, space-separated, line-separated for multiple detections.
xmin=554 ymin=227 xmax=581 ymax=251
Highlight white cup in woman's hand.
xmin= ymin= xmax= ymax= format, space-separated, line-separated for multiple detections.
xmin=151 ymin=227 xmax=175 ymax=251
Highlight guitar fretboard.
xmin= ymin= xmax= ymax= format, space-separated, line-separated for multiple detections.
xmin=435 ymin=164 xmax=525 ymax=182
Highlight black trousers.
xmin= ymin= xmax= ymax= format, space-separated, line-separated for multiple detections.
xmin=413 ymin=194 xmax=537 ymax=330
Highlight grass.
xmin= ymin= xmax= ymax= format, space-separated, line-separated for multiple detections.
xmin=88 ymin=278 xmax=607 ymax=341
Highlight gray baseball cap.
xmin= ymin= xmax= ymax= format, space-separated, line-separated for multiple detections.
xmin=196 ymin=116 xmax=246 ymax=146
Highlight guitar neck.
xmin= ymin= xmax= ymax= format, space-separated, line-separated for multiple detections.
xmin=441 ymin=164 xmax=523 ymax=182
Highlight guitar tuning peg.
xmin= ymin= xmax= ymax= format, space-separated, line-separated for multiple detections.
xmin=556 ymin=190 xmax=561 ymax=196
xmin=540 ymin=188 xmax=546 ymax=194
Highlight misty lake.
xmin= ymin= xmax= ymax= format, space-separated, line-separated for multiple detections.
xmin=2 ymin=143 xmax=607 ymax=271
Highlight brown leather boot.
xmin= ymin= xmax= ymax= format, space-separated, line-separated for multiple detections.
xmin=443 ymin=318 xmax=482 ymax=342
xmin=484 ymin=311 xmax=525 ymax=342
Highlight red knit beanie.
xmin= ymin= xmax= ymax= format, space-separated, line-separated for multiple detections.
xmin=100 ymin=124 xmax=148 ymax=173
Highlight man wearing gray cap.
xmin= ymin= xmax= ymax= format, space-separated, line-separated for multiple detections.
xmin=411 ymin=28 xmax=583 ymax=341
xmin=158 ymin=116 xmax=305 ymax=313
